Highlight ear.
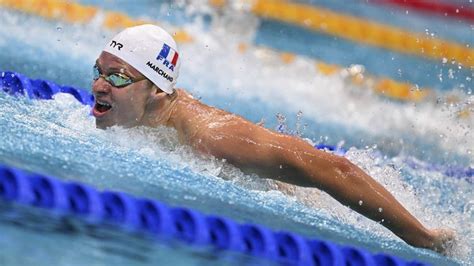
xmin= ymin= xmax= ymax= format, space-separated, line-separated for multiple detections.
xmin=146 ymin=84 xmax=167 ymax=106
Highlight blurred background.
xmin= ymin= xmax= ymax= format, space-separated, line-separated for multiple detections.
xmin=0 ymin=0 xmax=472 ymax=265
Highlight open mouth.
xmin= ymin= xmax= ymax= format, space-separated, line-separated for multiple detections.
xmin=93 ymin=100 xmax=112 ymax=117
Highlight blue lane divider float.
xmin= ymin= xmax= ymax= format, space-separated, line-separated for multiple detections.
xmin=0 ymin=71 xmax=94 ymax=106
xmin=0 ymin=70 xmax=434 ymax=264
xmin=0 ymin=165 xmax=431 ymax=265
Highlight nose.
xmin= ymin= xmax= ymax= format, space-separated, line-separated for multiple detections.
xmin=92 ymin=77 xmax=112 ymax=95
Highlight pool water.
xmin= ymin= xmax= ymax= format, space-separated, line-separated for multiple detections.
xmin=0 ymin=1 xmax=472 ymax=265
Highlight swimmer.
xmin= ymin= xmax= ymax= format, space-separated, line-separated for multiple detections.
xmin=92 ymin=24 xmax=455 ymax=253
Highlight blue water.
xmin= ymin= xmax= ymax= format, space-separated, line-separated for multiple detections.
xmin=0 ymin=1 xmax=473 ymax=266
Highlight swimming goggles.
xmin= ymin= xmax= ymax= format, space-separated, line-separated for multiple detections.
xmin=93 ymin=65 xmax=145 ymax=88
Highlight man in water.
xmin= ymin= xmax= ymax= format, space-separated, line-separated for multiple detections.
xmin=92 ymin=24 xmax=454 ymax=253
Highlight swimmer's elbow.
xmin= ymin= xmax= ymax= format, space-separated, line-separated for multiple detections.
xmin=326 ymin=156 xmax=368 ymax=191
xmin=284 ymin=148 xmax=360 ymax=189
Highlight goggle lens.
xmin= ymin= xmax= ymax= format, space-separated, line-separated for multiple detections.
xmin=93 ymin=65 xmax=134 ymax=88
xmin=93 ymin=65 xmax=100 ymax=80
xmin=108 ymin=74 xmax=131 ymax=87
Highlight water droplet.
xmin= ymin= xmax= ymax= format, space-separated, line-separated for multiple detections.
xmin=279 ymin=165 xmax=283 ymax=169
xmin=442 ymin=57 xmax=448 ymax=64
xmin=410 ymin=84 xmax=420 ymax=91
xmin=448 ymin=69 xmax=455 ymax=79
xmin=358 ymin=200 xmax=363 ymax=206
xmin=56 ymin=26 xmax=62 ymax=31
xmin=463 ymin=200 xmax=474 ymax=215
xmin=378 ymin=207 xmax=383 ymax=212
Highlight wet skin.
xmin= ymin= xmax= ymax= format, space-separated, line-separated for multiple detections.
xmin=92 ymin=51 xmax=455 ymax=254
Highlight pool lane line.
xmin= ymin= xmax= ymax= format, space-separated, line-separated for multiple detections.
xmin=210 ymin=0 xmax=474 ymax=69
xmin=0 ymin=0 xmax=194 ymax=43
xmin=248 ymin=46 xmax=433 ymax=103
xmin=374 ymin=0 xmax=474 ymax=23
xmin=0 ymin=164 xmax=432 ymax=266
xmin=240 ymin=46 xmax=471 ymax=120
xmin=0 ymin=0 xmax=470 ymax=111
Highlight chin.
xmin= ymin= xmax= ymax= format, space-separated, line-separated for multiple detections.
xmin=95 ymin=119 xmax=115 ymax=129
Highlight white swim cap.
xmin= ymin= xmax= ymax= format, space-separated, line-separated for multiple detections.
xmin=103 ymin=24 xmax=180 ymax=94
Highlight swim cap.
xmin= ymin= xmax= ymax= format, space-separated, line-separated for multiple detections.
xmin=103 ymin=24 xmax=180 ymax=94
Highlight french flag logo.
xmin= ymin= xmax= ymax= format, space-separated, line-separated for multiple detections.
xmin=156 ymin=44 xmax=179 ymax=71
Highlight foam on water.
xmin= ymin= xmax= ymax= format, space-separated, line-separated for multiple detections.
xmin=0 ymin=6 xmax=472 ymax=265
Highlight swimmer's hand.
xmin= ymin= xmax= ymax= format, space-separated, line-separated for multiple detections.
xmin=425 ymin=228 xmax=457 ymax=255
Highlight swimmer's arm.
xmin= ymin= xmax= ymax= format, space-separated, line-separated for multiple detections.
xmin=195 ymin=123 xmax=435 ymax=249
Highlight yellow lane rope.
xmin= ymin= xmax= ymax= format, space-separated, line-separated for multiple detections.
xmin=244 ymin=0 xmax=473 ymax=68
xmin=0 ymin=0 xmax=98 ymax=23
xmin=1 ymin=0 xmax=470 ymax=115
xmin=0 ymin=0 xmax=194 ymax=43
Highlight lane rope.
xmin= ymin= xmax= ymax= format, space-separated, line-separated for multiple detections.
xmin=216 ymin=0 xmax=474 ymax=68
xmin=0 ymin=163 xmax=432 ymax=265
xmin=375 ymin=0 xmax=474 ymax=23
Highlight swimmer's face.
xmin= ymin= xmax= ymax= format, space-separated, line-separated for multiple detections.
xmin=92 ymin=51 xmax=154 ymax=129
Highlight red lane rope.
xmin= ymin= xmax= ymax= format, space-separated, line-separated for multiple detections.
xmin=376 ymin=0 xmax=474 ymax=22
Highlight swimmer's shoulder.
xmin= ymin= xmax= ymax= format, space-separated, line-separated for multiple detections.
xmin=173 ymin=88 xmax=192 ymax=99
xmin=173 ymin=88 xmax=225 ymax=115
xmin=173 ymin=88 xmax=267 ymax=130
